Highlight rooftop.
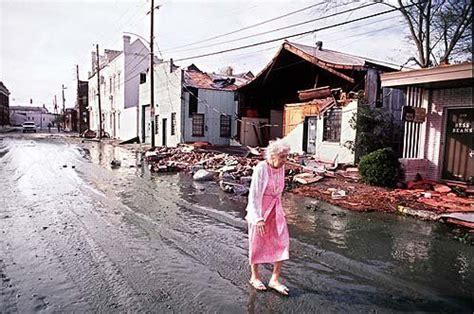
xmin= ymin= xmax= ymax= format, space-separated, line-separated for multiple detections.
xmin=184 ymin=69 xmax=252 ymax=91
xmin=381 ymin=62 xmax=474 ymax=88
xmin=10 ymin=106 xmax=49 ymax=113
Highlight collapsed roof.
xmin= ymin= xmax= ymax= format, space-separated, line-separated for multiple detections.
xmin=239 ymin=41 xmax=398 ymax=90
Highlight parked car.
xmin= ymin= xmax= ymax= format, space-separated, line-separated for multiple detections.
xmin=22 ymin=121 xmax=37 ymax=133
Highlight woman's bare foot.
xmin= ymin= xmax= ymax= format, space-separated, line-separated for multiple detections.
xmin=249 ymin=278 xmax=267 ymax=291
xmin=268 ymin=279 xmax=289 ymax=296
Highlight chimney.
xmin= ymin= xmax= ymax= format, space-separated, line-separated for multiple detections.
xmin=123 ymin=35 xmax=131 ymax=53
xmin=170 ymin=58 xmax=174 ymax=73
xmin=315 ymin=41 xmax=323 ymax=50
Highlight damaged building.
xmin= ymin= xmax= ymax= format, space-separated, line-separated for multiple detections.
xmin=139 ymin=62 xmax=252 ymax=147
xmin=237 ymin=41 xmax=397 ymax=164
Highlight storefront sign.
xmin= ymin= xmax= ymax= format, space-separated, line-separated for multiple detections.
xmin=452 ymin=122 xmax=473 ymax=134
xmin=402 ymin=106 xmax=426 ymax=123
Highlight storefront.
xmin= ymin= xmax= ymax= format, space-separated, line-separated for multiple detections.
xmin=381 ymin=63 xmax=473 ymax=186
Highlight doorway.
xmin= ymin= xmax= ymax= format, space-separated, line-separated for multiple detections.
xmin=305 ymin=116 xmax=318 ymax=154
xmin=162 ymin=118 xmax=167 ymax=147
xmin=442 ymin=108 xmax=474 ymax=184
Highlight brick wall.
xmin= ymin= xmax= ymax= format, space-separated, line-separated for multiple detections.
xmin=400 ymin=158 xmax=429 ymax=181
xmin=425 ymin=87 xmax=473 ymax=181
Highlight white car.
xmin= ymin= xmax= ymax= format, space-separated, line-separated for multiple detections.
xmin=22 ymin=121 xmax=37 ymax=133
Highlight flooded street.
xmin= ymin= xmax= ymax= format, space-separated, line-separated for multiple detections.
xmin=1 ymin=134 xmax=472 ymax=312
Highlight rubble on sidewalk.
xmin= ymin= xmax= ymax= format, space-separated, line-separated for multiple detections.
xmin=143 ymin=145 xmax=473 ymax=230
xmin=144 ymin=145 xmax=261 ymax=191
xmin=293 ymin=172 xmax=324 ymax=185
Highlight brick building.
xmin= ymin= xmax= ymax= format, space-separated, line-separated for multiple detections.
xmin=381 ymin=63 xmax=473 ymax=186
xmin=0 ymin=82 xmax=10 ymax=127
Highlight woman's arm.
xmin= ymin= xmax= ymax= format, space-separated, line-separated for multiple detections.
xmin=246 ymin=162 xmax=266 ymax=224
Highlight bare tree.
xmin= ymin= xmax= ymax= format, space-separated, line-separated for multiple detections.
xmin=381 ymin=0 xmax=472 ymax=67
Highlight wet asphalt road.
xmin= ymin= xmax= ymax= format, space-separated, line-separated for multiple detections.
xmin=0 ymin=134 xmax=473 ymax=313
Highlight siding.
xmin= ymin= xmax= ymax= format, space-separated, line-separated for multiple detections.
xmin=183 ymin=89 xmax=237 ymax=146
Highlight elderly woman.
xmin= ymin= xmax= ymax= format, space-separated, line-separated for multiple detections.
xmin=246 ymin=139 xmax=290 ymax=295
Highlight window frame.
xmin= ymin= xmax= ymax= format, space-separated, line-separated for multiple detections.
xmin=171 ymin=112 xmax=176 ymax=136
xmin=154 ymin=114 xmax=159 ymax=135
xmin=322 ymin=107 xmax=342 ymax=143
xmin=220 ymin=114 xmax=231 ymax=138
xmin=192 ymin=113 xmax=205 ymax=137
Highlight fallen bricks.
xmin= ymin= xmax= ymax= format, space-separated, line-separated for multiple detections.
xmin=144 ymin=145 xmax=261 ymax=184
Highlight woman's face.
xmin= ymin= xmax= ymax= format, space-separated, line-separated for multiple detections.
xmin=268 ymin=153 xmax=288 ymax=168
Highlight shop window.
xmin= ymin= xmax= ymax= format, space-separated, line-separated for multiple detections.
xmin=220 ymin=114 xmax=231 ymax=137
xmin=192 ymin=114 xmax=204 ymax=137
xmin=323 ymin=107 xmax=342 ymax=142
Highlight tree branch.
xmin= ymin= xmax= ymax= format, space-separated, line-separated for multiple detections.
xmin=441 ymin=3 xmax=472 ymax=62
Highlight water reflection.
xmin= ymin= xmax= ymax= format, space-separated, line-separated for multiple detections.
xmin=79 ymin=142 xmax=474 ymax=302
xmin=391 ymin=224 xmax=433 ymax=264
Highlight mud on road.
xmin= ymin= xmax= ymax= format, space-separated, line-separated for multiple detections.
xmin=1 ymin=134 xmax=473 ymax=312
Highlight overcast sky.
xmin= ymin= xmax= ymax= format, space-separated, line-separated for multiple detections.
xmin=0 ymin=0 xmax=414 ymax=112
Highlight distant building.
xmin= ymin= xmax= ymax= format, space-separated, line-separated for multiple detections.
xmin=0 ymin=82 xmax=10 ymax=127
xmin=76 ymin=80 xmax=89 ymax=133
xmin=88 ymin=35 xmax=151 ymax=140
xmin=9 ymin=105 xmax=56 ymax=127
xmin=139 ymin=62 xmax=252 ymax=146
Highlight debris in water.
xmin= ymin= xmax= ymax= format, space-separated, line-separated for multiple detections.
xmin=193 ymin=169 xmax=216 ymax=181
xmin=111 ymin=160 xmax=121 ymax=168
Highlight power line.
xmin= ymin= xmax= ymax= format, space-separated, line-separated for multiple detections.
xmin=165 ymin=2 xmax=375 ymax=54
xmin=160 ymin=1 xmax=330 ymax=52
xmin=173 ymin=2 xmax=421 ymax=63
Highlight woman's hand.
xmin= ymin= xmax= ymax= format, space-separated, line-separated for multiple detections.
xmin=256 ymin=220 xmax=265 ymax=236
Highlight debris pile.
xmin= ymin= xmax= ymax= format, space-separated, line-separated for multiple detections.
xmin=143 ymin=145 xmax=473 ymax=229
xmin=145 ymin=145 xmax=262 ymax=194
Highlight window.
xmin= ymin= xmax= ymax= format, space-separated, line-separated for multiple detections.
xmin=113 ymin=75 xmax=116 ymax=91
xmin=171 ymin=112 xmax=176 ymax=135
xmin=192 ymin=114 xmax=204 ymax=137
xmin=109 ymin=77 xmax=112 ymax=94
xmin=220 ymin=114 xmax=231 ymax=137
xmin=140 ymin=73 xmax=146 ymax=84
xmin=188 ymin=87 xmax=198 ymax=116
xmin=154 ymin=115 xmax=159 ymax=134
xmin=118 ymin=73 xmax=121 ymax=90
xmin=118 ymin=113 xmax=120 ymax=129
xmin=323 ymin=107 xmax=342 ymax=142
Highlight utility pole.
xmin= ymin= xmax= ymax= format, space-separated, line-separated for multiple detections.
xmin=149 ymin=0 xmax=156 ymax=148
xmin=61 ymin=84 xmax=67 ymax=130
xmin=76 ymin=64 xmax=81 ymax=134
xmin=96 ymin=44 xmax=103 ymax=139
xmin=54 ymin=95 xmax=59 ymax=132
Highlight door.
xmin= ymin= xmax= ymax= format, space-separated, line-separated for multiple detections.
xmin=142 ymin=105 xmax=151 ymax=144
xmin=306 ymin=117 xmax=318 ymax=154
xmin=162 ymin=118 xmax=167 ymax=147
xmin=442 ymin=108 xmax=474 ymax=184
xmin=112 ymin=112 xmax=116 ymax=138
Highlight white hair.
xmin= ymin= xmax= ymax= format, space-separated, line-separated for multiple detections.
xmin=265 ymin=138 xmax=291 ymax=160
